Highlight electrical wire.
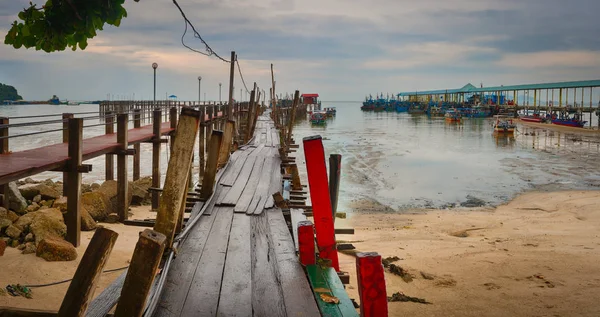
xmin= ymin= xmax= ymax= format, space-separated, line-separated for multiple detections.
xmin=236 ymin=59 xmax=250 ymax=94
xmin=20 ymin=266 xmax=129 ymax=288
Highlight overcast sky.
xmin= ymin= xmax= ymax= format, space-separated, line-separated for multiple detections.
xmin=1 ymin=0 xmax=599 ymax=101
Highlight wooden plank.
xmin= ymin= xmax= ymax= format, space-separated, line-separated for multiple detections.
xmin=151 ymin=110 xmax=162 ymax=210
xmin=116 ymin=114 xmax=129 ymax=222
xmin=233 ymin=156 xmax=266 ymax=212
xmin=290 ymin=208 xmax=308 ymax=251
xmin=58 ymin=228 xmax=119 ymax=317
xmin=65 ymin=118 xmax=82 ymax=247
xmin=272 ymin=131 xmax=280 ymax=147
xmin=356 ymin=252 xmax=388 ymax=317
xmin=267 ymin=209 xmax=321 ymax=316
xmin=219 ymin=155 xmax=257 ymax=206
xmin=114 ymin=230 xmax=167 ymax=317
xmin=306 ymin=265 xmax=360 ymax=317
xmin=180 ymin=207 xmax=234 ymax=316
xmin=266 ymin=126 xmax=273 ymax=146
xmin=0 ymin=308 xmax=60 ymax=317
xmin=245 ymin=157 xmax=275 ymax=215
xmin=86 ymin=271 xmax=127 ymax=317
xmin=219 ymin=149 xmax=251 ymax=186
xmin=251 ymin=213 xmax=286 ymax=317
xmin=329 ymin=154 xmax=342 ymax=222
xmin=189 ymin=201 xmax=204 ymax=221
xmin=216 ymin=214 xmax=252 ymax=317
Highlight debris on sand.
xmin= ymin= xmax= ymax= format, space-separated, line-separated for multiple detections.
xmin=389 ymin=264 xmax=414 ymax=283
xmin=434 ymin=276 xmax=457 ymax=287
xmin=420 ymin=271 xmax=436 ymax=280
xmin=382 ymin=256 xmax=400 ymax=268
xmin=387 ymin=292 xmax=431 ymax=304
xmin=449 ymin=227 xmax=486 ymax=238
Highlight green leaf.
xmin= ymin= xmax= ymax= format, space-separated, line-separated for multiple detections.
xmin=21 ymin=25 xmax=30 ymax=36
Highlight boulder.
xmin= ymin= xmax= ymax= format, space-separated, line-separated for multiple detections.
xmin=41 ymin=199 xmax=55 ymax=207
xmin=10 ymin=239 xmax=19 ymax=248
xmin=81 ymin=206 xmax=97 ymax=231
xmin=19 ymin=183 xmax=61 ymax=201
xmin=90 ymin=183 xmax=100 ymax=191
xmin=105 ymin=213 xmax=120 ymax=224
xmin=18 ymin=184 xmax=41 ymax=201
xmin=97 ymin=180 xmax=133 ymax=215
xmin=0 ymin=218 xmax=12 ymax=231
xmin=6 ymin=182 xmax=27 ymax=214
xmin=30 ymin=208 xmax=67 ymax=245
xmin=5 ymin=225 xmax=22 ymax=239
xmin=24 ymin=178 xmax=37 ymax=184
xmin=52 ymin=196 xmax=68 ymax=213
xmin=22 ymin=242 xmax=36 ymax=254
xmin=36 ymin=237 xmax=77 ymax=261
xmin=32 ymin=195 xmax=42 ymax=203
xmin=82 ymin=192 xmax=109 ymax=221
xmin=25 ymin=233 xmax=34 ymax=242
xmin=131 ymin=177 xmax=152 ymax=205
xmin=17 ymin=243 xmax=26 ymax=250
xmin=13 ymin=212 xmax=38 ymax=231
xmin=26 ymin=202 xmax=40 ymax=213
xmin=81 ymin=183 xmax=93 ymax=194
xmin=0 ymin=207 xmax=19 ymax=222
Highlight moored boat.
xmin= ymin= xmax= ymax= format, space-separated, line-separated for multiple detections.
xmin=493 ymin=115 xmax=516 ymax=134
xmin=550 ymin=112 xmax=587 ymax=128
xmin=444 ymin=108 xmax=461 ymax=122
xmin=324 ymin=107 xmax=337 ymax=117
xmin=310 ymin=111 xmax=327 ymax=125
xmin=520 ymin=110 xmax=546 ymax=123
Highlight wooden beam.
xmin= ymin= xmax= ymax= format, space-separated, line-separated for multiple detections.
xmin=286 ymin=90 xmax=300 ymax=146
xmin=200 ymin=130 xmax=223 ymax=200
xmin=114 ymin=230 xmax=166 ymax=317
xmin=218 ymin=120 xmax=235 ymax=168
xmin=104 ymin=111 xmax=114 ymax=181
xmin=356 ymin=252 xmax=388 ymax=317
xmin=228 ymin=51 xmax=236 ymax=118
xmin=328 ymin=154 xmax=342 ymax=221
xmin=154 ymin=107 xmax=200 ymax=248
xmin=133 ymin=109 xmax=141 ymax=181
xmin=199 ymin=106 xmax=206 ymax=180
xmin=151 ymin=110 xmax=161 ymax=210
xmin=245 ymin=90 xmax=256 ymax=143
xmin=116 ymin=114 xmax=129 ymax=223
xmin=58 ymin=228 xmax=119 ymax=317
xmin=298 ymin=220 xmax=316 ymax=266
xmin=65 ymin=118 xmax=83 ymax=247
xmin=62 ymin=113 xmax=73 ymax=196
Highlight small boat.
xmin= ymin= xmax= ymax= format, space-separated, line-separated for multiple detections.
xmin=520 ymin=110 xmax=546 ymax=123
xmin=444 ymin=109 xmax=461 ymax=122
xmin=427 ymin=106 xmax=445 ymax=117
xmin=493 ymin=115 xmax=516 ymax=135
xmin=551 ymin=112 xmax=587 ymax=128
xmin=324 ymin=107 xmax=337 ymax=117
xmin=310 ymin=111 xmax=327 ymax=125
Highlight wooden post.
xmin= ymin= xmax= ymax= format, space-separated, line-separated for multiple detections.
xmin=114 ymin=229 xmax=166 ymax=317
xmin=199 ymin=106 xmax=206 ymax=180
xmin=356 ymin=252 xmax=388 ymax=317
xmin=290 ymin=164 xmax=302 ymax=191
xmin=207 ymin=105 xmax=214 ymax=141
xmin=245 ymin=90 xmax=256 ymax=142
xmin=133 ymin=109 xmax=141 ymax=181
xmin=228 ymin=51 xmax=236 ymax=119
xmin=303 ymin=135 xmax=339 ymax=271
xmin=218 ymin=120 xmax=235 ymax=168
xmin=116 ymin=114 xmax=129 ymax=222
xmin=287 ymin=90 xmax=300 ymax=146
xmin=169 ymin=106 xmax=178 ymax=151
xmin=65 ymin=118 xmax=83 ymax=247
xmin=60 ymin=113 xmax=74 ymax=196
xmin=0 ymin=117 xmax=8 ymax=155
xmin=200 ymin=130 xmax=223 ymax=200
xmin=105 ymin=111 xmax=115 ymax=181
xmin=154 ymin=107 xmax=200 ymax=248
xmin=329 ymin=154 xmax=342 ymax=221
xmin=151 ymin=110 xmax=161 ymax=210
xmin=298 ymin=220 xmax=316 ymax=266
xmin=57 ymin=228 xmax=119 ymax=317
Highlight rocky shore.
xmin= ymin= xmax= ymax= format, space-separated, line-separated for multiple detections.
xmin=0 ymin=176 xmax=152 ymax=261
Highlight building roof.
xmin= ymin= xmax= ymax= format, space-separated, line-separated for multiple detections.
xmin=301 ymin=93 xmax=319 ymax=98
xmin=397 ymin=80 xmax=600 ymax=97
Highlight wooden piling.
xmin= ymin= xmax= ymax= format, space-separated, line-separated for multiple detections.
xmin=200 ymin=130 xmax=224 ymax=200
xmin=169 ymin=106 xmax=178 ymax=151
xmin=290 ymin=164 xmax=302 ymax=191
xmin=114 ymin=229 xmax=166 ymax=317
xmin=105 ymin=111 xmax=114 ymax=181
xmin=218 ymin=120 xmax=235 ymax=168
xmin=151 ymin=110 xmax=161 ymax=210
xmin=57 ymin=227 xmax=118 ymax=317
xmin=154 ymin=107 xmax=200 ymax=248
xmin=287 ymin=90 xmax=300 ymax=146
xmin=64 ymin=117 xmax=84 ymax=246
xmin=117 ymin=114 xmax=129 ymax=222
xmin=133 ymin=109 xmax=141 ymax=181
xmin=328 ymin=154 xmax=342 ymax=221
xmin=246 ymin=90 xmax=256 ymax=143
xmin=356 ymin=252 xmax=388 ymax=317
xmin=298 ymin=220 xmax=316 ymax=266
xmin=228 ymin=51 xmax=236 ymax=119
xmin=199 ymin=106 xmax=206 ymax=180
xmin=61 ymin=113 xmax=74 ymax=196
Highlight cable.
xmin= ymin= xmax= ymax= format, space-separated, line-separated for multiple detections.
xmin=180 ymin=18 xmax=209 ymax=57
xmin=19 ymin=266 xmax=129 ymax=288
xmin=236 ymin=59 xmax=250 ymax=94
xmin=172 ymin=0 xmax=230 ymax=63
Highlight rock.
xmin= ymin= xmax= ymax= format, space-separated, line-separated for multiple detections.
xmin=5 ymin=225 xmax=22 ymax=239
xmin=131 ymin=177 xmax=152 ymax=205
xmin=81 ymin=183 xmax=93 ymax=194
xmin=33 ymin=195 xmax=42 ymax=203
xmin=26 ymin=202 xmax=40 ymax=213
xmin=52 ymin=196 xmax=68 ymax=213
xmin=36 ymin=237 xmax=77 ymax=261
xmin=13 ymin=211 xmax=39 ymax=231
xmin=30 ymin=208 xmax=67 ymax=245
xmin=0 ymin=207 xmax=19 ymax=222
xmin=39 ymin=206 xmax=49 ymax=210
xmin=10 ymin=239 xmax=19 ymax=248
xmin=25 ymin=233 xmax=34 ymax=242
xmin=82 ymin=191 xmax=109 ymax=221
xmin=18 ymin=184 xmax=41 ymax=201
xmin=0 ymin=239 xmax=5 ymax=256
xmin=97 ymin=180 xmax=133 ymax=215
xmin=41 ymin=200 xmax=55 ymax=207
xmin=105 ymin=213 xmax=120 ymax=224
xmin=90 ymin=183 xmax=100 ymax=190
xmin=19 ymin=183 xmax=61 ymax=201
xmin=0 ymin=218 xmax=12 ymax=231
xmin=460 ymin=195 xmax=487 ymax=208
xmin=81 ymin=206 xmax=97 ymax=231
xmin=6 ymin=182 xmax=28 ymax=214
xmin=22 ymin=242 xmax=36 ymax=254
xmin=24 ymin=177 xmax=37 ymax=184
xmin=17 ymin=243 xmax=26 ymax=250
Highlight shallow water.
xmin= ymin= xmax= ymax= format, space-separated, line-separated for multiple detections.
xmin=292 ymin=103 xmax=600 ymax=211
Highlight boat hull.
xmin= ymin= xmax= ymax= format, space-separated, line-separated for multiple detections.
xmin=520 ymin=116 xmax=544 ymax=123
xmin=551 ymin=119 xmax=586 ymax=128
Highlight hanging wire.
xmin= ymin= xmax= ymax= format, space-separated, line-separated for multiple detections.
xmin=236 ymin=59 xmax=250 ymax=94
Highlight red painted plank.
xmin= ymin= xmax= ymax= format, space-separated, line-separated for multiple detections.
xmin=302 ymin=135 xmax=339 ymax=271
xmin=356 ymin=252 xmax=388 ymax=317
xmin=298 ymin=220 xmax=316 ymax=266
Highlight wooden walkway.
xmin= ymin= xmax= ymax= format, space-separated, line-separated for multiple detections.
xmin=154 ymin=116 xmax=320 ymax=317
xmin=0 ymin=122 xmax=174 ymax=184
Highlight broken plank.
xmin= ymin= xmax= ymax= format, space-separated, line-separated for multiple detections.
xmin=233 ymin=156 xmax=266 ymax=213
xmin=86 ymin=271 xmax=127 ymax=317
xmin=219 ymin=150 xmax=251 ymax=187
xmin=216 ymin=214 xmax=252 ymax=317
xmin=219 ymin=155 xmax=258 ymax=206
xmin=289 ymin=208 xmax=308 ymax=252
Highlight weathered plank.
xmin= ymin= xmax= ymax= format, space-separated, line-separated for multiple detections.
xmin=85 ymin=271 xmax=127 ymax=317
xmin=233 ymin=156 xmax=266 ymax=212
xmin=266 ymin=125 xmax=273 ymax=146
xmin=216 ymin=214 xmax=252 ymax=317
xmin=65 ymin=118 xmax=82 ymax=247
xmin=306 ymin=265 xmax=359 ymax=317
xmin=251 ymin=213 xmax=286 ymax=317
xmin=272 ymin=131 xmax=280 ymax=148
xmin=180 ymin=207 xmax=234 ymax=316
xmin=245 ymin=157 xmax=275 ymax=215
xmin=219 ymin=155 xmax=257 ymax=206
xmin=200 ymin=130 xmax=223 ymax=200
xmin=290 ymin=208 xmax=308 ymax=251
xmin=219 ymin=149 xmax=251 ymax=186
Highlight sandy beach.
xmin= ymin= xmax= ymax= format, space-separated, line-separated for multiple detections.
xmin=337 ymin=190 xmax=600 ymax=317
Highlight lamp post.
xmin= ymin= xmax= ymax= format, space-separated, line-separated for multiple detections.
xmin=152 ymin=62 xmax=158 ymax=103
xmin=219 ymin=83 xmax=222 ymax=103
xmin=198 ymin=76 xmax=202 ymax=103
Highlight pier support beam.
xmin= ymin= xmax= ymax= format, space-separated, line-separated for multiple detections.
xmin=65 ymin=118 xmax=83 ymax=247
xmin=62 ymin=113 xmax=74 ymax=196
xmin=200 ymin=130 xmax=223 ymax=200
xmin=356 ymin=252 xmax=388 ymax=317
xmin=105 ymin=111 xmax=114 ymax=181
xmin=298 ymin=220 xmax=316 ymax=266
xmin=117 ymin=114 xmax=129 ymax=222
xmin=199 ymin=106 xmax=206 ymax=180
xmin=151 ymin=110 xmax=161 ymax=210
xmin=0 ymin=117 xmax=8 ymax=209
xmin=328 ymin=154 xmax=342 ymax=222
xmin=133 ymin=109 xmax=141 ymax=181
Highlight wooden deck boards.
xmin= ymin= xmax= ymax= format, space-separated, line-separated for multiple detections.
xmin=154 ymin=115 xmax=320 ymax=317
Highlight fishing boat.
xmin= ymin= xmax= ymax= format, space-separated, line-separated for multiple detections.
xmin=427 ymin=105 xmax=445 ymax=117
xmin=520 ymin=110 xmax=546 ymax=123
xmin=493 ymin=115 xmax=516 ymax=135
xmin=310 ymin=111 xmax=327 ymax=125
xmin=395 ymin=102 xmax=409 ymax=112
xmin=408 ymin=104 xmax=426 ymax=114
xmin=324 ymin=107 xmax=337 ymax=117
xmin=551 ymin=112 xmax=587 ymax=128
xmin=444 ymin=108 xmax=461 ymax=122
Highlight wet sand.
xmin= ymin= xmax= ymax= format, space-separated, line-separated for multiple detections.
xmin=337 ymin=190 xmax=600 ymax=317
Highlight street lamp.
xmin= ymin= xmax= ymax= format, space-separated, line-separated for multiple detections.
xmin=198 ymin=76 xmax=202 ymax=103
xmin=152 ymin=62 xmax=158 ymax=103
xmin=219 ymin=83 xmax=222 ymax=103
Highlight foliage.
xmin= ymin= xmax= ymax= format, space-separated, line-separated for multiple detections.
xmin=0 ymin=83 xmax=23 ymax=101
xmin=4 ymin=0 xmax=136 ymax=53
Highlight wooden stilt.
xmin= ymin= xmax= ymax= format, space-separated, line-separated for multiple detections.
xmin=117 ymin=114 xmax=129 ymax=222
xmin=133 ymin=109 xmax=141 ymax=181
xmin=328 ymin=154 xmax=342 ymax=221
xmin=218 ymin=120 xmax=235 ymax=168
xmin=200 ymin=130 xmax=223 ymax=200
xmin=65 ymin=118 xmax=83 ymax=247
xmin=199 ymin=106 xmax=206 ymax=180
xmin=62 ymin=113 xmax=73 ymax=196
xmin=151 ymin=110 xmax=161 ymax=210
xmin=298 ymin=220 xmax=316 ymax=266
xmin=356 ymin=252 xmax=388 ymax=317
xmin=105 ymin=111 xmax=114 ymax=181
xmin=287 ymin=90 xmax=300 ymax=146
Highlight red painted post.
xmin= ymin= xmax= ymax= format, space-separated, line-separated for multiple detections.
xmin=298 ymin=220 xmax=316 ymax=266
xmin=303 ymin=135 xmax=339 ymax=271
xmin=356 ymin=252 xmax=388 ymax=317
